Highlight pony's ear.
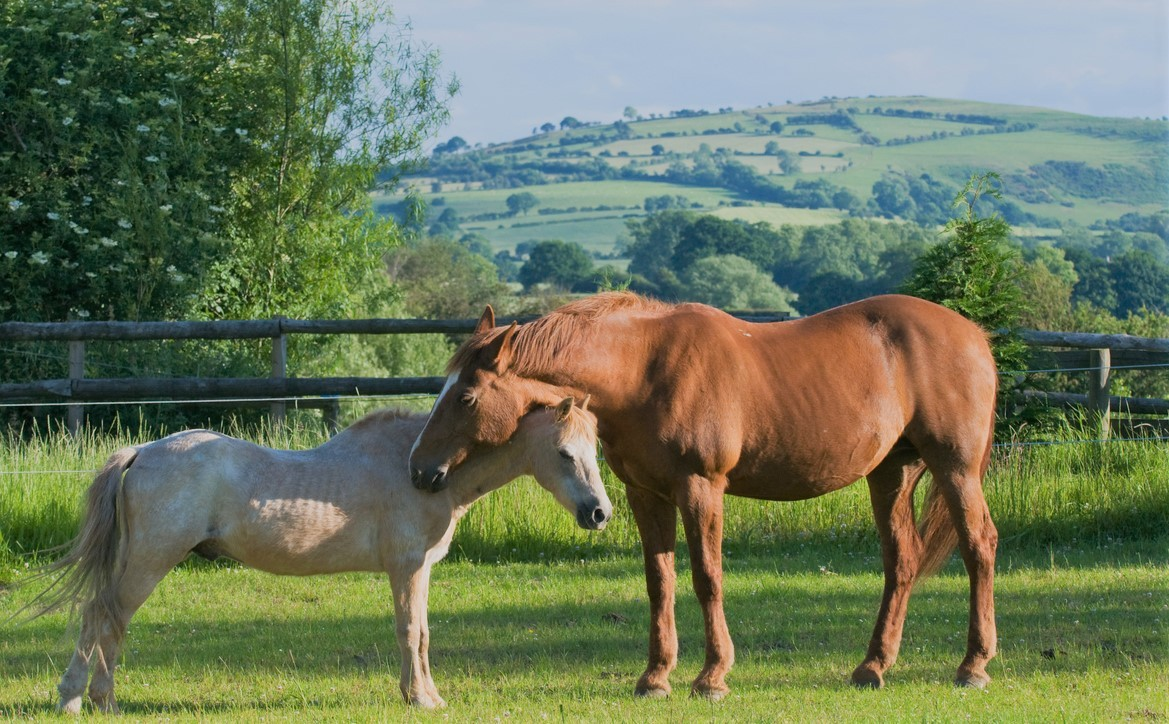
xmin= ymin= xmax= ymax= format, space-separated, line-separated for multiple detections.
xmin=474 ymin=305 xmax=496 ymax=335
xmin=579 ymin=393 xmax=591 ymax=412
xmin=555 ymin=396 xmax=575 ymax=422
xmin=483 ymin=321 xmax=518 ymax=374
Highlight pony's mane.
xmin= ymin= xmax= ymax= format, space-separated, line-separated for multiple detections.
xmin=559 ymin=403 xmax=598 ymax=442
xmin=446 ymin=292 xmax=672 ymax=375
xmin=344 ymin=407 xmax=424 ymax=433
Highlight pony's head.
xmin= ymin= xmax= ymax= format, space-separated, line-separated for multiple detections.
xmin=410 ymin=305 xmax=567 ymax=492
xmin=514 ymin=395 xmax=610 ymax=530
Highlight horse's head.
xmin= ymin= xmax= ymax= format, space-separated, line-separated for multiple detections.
xmin=410 ymin=306 xmax=566 ymax=492
xmin=516 ymin=395 xmax=611 ymax=530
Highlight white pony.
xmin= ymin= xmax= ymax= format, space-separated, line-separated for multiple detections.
xmin=24 ymin=397 xmax=610 ymax=713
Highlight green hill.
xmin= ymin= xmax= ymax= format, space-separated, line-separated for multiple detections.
xmin=380 ymin=96 xmax=1168 ymax=259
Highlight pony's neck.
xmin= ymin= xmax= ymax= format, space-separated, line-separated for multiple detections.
xmin=446 ymin=440 xmax=530 ymax=510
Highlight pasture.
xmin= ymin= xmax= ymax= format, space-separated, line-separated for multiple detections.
xmin=1 ymin=421 xmax=1167 ymax=719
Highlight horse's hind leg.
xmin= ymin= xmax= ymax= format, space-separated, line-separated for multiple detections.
xmin=933 ymin=463 xmax=998 ymax=688
xmin=851 ymin=453 xmax=926 ymax=689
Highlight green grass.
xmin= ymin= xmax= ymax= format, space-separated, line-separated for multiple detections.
xmin=1 ymin=424 xmax=1166 ymax=718
xmin=1 ymin=541 xmax=1165 ymax=719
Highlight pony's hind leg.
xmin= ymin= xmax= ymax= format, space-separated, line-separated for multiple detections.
xmin=57 ymin=610 xmax=101 ymax=714
xmin=83 ymin=555 xmax=179 ymax=712
xmin=851 ymin=454 xmax=926 ymax=689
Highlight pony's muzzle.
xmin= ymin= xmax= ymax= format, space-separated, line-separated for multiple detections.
xmin=411 ymin=465 xmax=449 ymax=492
xmin=576 ymin=502 xmax=611 ymax=531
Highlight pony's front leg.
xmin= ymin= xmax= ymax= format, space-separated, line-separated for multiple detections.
xmin=389 ymin=561 xmax=445 ymax=708
xmin=676 ymin=475 xmax=733 ymax=700
xmin=626 ymin=485 xmax=679 ymax=698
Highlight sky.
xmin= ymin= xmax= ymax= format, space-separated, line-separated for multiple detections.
xmin=388 ymin=0 xmax=1169 ymax=147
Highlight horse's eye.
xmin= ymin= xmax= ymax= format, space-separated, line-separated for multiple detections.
xmin=558 ymin=449 xmax=573 ymax=461
xmin=460 ymin=392 xmax=476 ymax=407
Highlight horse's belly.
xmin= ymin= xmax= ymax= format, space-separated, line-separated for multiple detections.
xmin=727 ymin=471 xmax=860 ymax=501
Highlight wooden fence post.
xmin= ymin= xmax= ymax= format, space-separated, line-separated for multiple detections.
xmin=67 ymin=340 xmax=85 ymax=436
xmin=1087 ymin=348 xmax=1111 ymax=439
xmin=270 ymin=317 xmax=287 ymax=428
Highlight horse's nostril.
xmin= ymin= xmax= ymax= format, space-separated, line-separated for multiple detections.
xmin=410 ymin=468 xmax=422 ymax=485
xmin=430 ymin=469 xmax=447 ymax=490
xmin=592 ymin=507 xmax=607 ymax=524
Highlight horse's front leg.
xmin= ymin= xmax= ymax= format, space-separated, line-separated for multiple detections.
xmin=389 ymin=561 xmax=445 ymax=708
xmin=676 ymin=475 xmax=733 ymax=700
xmin=625 ymin=485 xmax=679 ymax=698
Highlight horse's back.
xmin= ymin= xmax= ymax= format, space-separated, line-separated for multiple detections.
xmin=627 ymin=295 xmax=996 ymax=499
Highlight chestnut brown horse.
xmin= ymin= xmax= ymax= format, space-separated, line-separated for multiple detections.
xmin=410 ymin=292 xmax=999 ymax=698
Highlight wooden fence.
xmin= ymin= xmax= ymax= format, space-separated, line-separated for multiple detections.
xmin=0 ymin=316 xmax=1166 ymax=437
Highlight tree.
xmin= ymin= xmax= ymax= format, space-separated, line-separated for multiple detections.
xmin=386 ymin=240 xmax=510 ymax=320
xmin=900 ymin=172 xmax=1028 ymax=378
xmin=0 ymin=0 xmax=455 ymax=327
xmin=505 ymin=192 xmax=539 ymax=216
xmin=433 ymin=136 xmax=468 ymax=155
xmin=651 ymin=144 xmax=666 ymax=156
xmin=540 ymin=122 xmax=556 ymax=134
xmin=559 ymin=116 xmax=582 ymax=130
xmin=199 ymin=0 xmax=457 ymax=324
xmin=0 ymin=0 xmax=239 ymax=322
xmin=683 ymin=255 xmax=798 ymax=313
xmin=518 ymin=240 xmax=593 ymax=290
xmin=623 ymin=106 xmax=639 ymax=121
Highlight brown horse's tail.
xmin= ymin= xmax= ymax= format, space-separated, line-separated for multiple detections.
xmin=916 ymin=418 xmax=996 ymax=581
xmin=12 ymin=446 xmax=138 ymax=625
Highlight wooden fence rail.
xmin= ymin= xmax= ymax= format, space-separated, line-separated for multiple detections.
xmin=0 ymin=316 xmax=1165 ymax=437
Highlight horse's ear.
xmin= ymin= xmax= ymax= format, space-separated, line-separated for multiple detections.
xmin=474 ymin=305 xmax=496 ymax=335
xmin=483 ymin=321 xmax=518 ymax=374
xmin=555 ymin=396 xmax=574 ymax=422
xmin=579 ymin=394 xmax=591 ymax=412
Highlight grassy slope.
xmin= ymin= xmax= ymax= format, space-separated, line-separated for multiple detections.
xmin=383 ymin=96 xmax=1168 ymax=257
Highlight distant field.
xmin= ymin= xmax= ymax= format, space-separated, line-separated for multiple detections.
xmin=390 ymin=95 xmax=1167 ymax=257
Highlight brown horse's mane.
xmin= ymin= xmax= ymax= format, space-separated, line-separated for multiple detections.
xmin=446 ymin=292 xmax=671 ymax=375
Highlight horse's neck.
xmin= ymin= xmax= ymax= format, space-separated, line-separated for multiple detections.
xmin=525 ymin=318 xmax=648 ymax=418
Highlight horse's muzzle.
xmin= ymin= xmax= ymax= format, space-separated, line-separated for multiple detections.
xmin=576 ymin=503 xmax=610 ymax=531
xmin=410 ymin=465 xmax=449 ymax=492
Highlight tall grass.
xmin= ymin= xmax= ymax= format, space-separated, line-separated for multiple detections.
xmin=2 ymin=415 xmax=1167 ymax=577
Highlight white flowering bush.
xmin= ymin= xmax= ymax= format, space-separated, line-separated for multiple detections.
xmin=0 ymin=0 xmax=243 ymax=323
xmin=0 ymin=0 xmax=455 ymax=396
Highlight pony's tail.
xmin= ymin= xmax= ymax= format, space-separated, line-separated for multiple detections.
xmin=12 ymin=446 xmax=138 ymax=624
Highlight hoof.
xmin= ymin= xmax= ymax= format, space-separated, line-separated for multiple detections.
xmin=634 ymin=679 xmax=671 ymax=699
xmin=58 ymin=696 xmax=83 ymax=715
xmin=408 ymin=694 xmax=446 ymax=709
xmin=849 ymin=664 xmax=885 ymax=690
xmin=955 ymin=671 xmax=991 ymax=690
xmin=690 ymin=683 xmax=729 ymax=701
xmin=634 ymin=685 xmax=670 ymax=699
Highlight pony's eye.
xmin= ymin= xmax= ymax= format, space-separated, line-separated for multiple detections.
xmin=558 ymin=449 xmax=574 ymax=461
xmin=460 ymin=392 xmax=476 ymax=407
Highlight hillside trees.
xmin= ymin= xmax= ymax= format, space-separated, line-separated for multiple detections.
xmin=519 ymin=239 xmax=594 ymax=291
xmin=684 ymin=255 xmax=798 ymax=313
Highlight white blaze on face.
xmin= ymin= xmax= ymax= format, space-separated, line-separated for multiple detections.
xmin=410 ymin=372 xmax=459 ymax=460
